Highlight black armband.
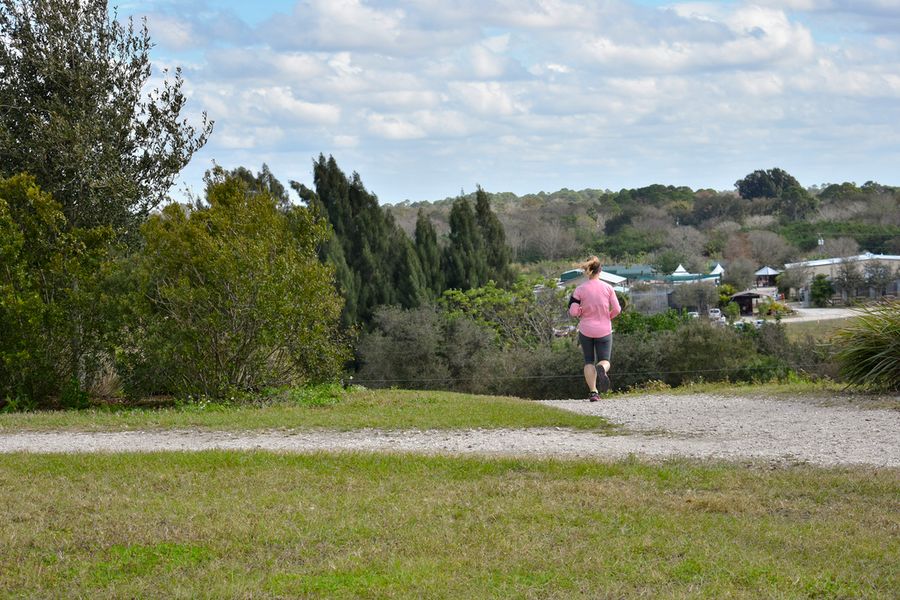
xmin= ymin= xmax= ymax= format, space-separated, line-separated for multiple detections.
xmin=568 ymin=295 xmax=581 ymax=307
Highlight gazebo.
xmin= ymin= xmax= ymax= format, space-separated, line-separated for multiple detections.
xmin=754 ymin=266 xmax=781 ymax=287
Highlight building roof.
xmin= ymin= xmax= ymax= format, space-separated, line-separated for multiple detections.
xmin=603 ymin=264 xmax=657 ymax=277
xmin=664 ymin=273 xmax=720 ymax=283
xmin=559 ymin=269 xmax=627 ymax=286
xmin=755 ymin=266 xmax=781 ymax=276
xmin=710 ymin=263 xmax=725 ymax=275
xmin=784 ymin=252 xmax=900 ymax=270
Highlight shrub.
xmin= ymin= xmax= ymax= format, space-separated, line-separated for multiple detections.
xmin=117 ymin=170 xmax=348 ymax=399
xmin=356 ymin=306 xmax=452 ymax=390
xmin=655 ymin=320 xmax=755 ymax=386
xmin=810 ymin=274 xmax=834 ymax=307
xmin=834 ymin=301 xmax=900 ymax=391
xmin=613 ymin=309 xmax=690 ymax=334
xmin=0 ymin=174 xmax=113 ymax=408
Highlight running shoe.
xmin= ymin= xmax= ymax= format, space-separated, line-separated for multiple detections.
xmin=588 ymin=390 xmax=600 ymax=402
xmin=598 ymin=370 xmax=611 ymax=393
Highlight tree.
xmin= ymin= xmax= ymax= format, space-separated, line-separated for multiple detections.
xmin=118 ymin=170 xmax=347 ymax=398
xmin=833 ymin=259 xmax=865 ymax=304
xmin=227 ymin=164 xmax=291 ymax=208
xmin=777 ymin=185 xmax=818 ymax=221
xmin=474 ymin=186 xmax=514 ymax=287
xmin=293 ymin=155 xmax=426 ymax=324
xmin=414 ymin=209 xmax=443 ymax=295
xmin=723 ymin=302 xmax=740 ymax=324
xmin=671 ymin=282 xmax=718 ymax=314
xmin=810 ymin=274 xmax=834 ymax=307
xmin=722 ymin=257 xmax=756 ymax=290
xmin=864 ymin=262 xmax=896 ymax=298
xmin=775 ymin=266 xmax=809 ymax=299
xmin=0 ymin=0 xmax=212 ymax=233
xmin=442 ymin=196 xmax=487 ymax=290
xmin=735 ymin=168 xmax=801 ymax=200
xmin=746 ymin=230 xmax=797 ymax=267
xmin=0 ymin=174 xmax=113 ymax=407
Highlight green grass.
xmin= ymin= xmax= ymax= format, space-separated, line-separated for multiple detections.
xmin=0 ymin=452 xmax=896 ymax=598
xmin=0 ymin=388 xmax=610 ymax=433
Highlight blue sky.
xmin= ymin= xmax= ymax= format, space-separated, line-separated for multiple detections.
xmin=119 ymin=0 xmax=900 ymax=204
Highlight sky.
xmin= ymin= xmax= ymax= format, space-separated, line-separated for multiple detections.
xmin=118 ymin=0 xmax=900 ymax=204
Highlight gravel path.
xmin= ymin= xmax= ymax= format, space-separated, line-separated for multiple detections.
xmin=1 ymin=393 xmax=897 ymax=467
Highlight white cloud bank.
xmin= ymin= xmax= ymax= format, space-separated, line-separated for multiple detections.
xmin=127 ymin=0 xmax=900 ymax=202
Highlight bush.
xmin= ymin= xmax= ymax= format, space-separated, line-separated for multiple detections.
xmin=0 ymin=174 xmax=113 ymax=408
xmin=613 ymin=309 xmax=690 ymax=334
xmin=356 ymin=305 xmax=496 ymax=393
xmin=117 ymin=170 xmax=348 ymax=399
xmin=834 ymin=301 xmax=900 ymax=391
xmin=654 ymin=320 xmax=755 ymax=386
xmin=810 ymin=274 xmax=834 ymax=307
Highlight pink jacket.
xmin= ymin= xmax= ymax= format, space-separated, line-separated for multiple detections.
xmin=568 ymin=278 xmax=621 ymax=338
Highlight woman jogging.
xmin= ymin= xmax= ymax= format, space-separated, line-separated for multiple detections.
xmin=568 ymin=256 xmax=621 ymax=401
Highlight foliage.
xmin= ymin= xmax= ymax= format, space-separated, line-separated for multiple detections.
xmin=734 ymin=168 xmax=801 ymax=200
xmin=776 ymin=266 xmax=809 ymax=297
xmin=356 ymin=305 xmax=495 ymax=393
xmin=0 ymin=174 xmax=113 ymax=407
xmin=864 ymin=262 xmax=897 ymax=297
xmin=716 ymin=283 xmax=736 ymax=307
xmin=440 ymin=280 xmax=564 ymax=347
xmin=779 ymin=221 xmax=900 ymax=254
xmin=757 ymin=297 xmax=791 ymax=317
xmin=832 ymin=259 xmax=865 ymax=304
xmin=670 ymin=282 xmax=718 ymax=313
xmin=0 ymin=0 xmax=211 ymax=233
xmin=834 ymin=300 xmax=900 ymax=391
xmin=294 ymin=154 xmax=426 ymax=325
xmin=414 ymin=209 xmax=443 ymax=295
xmin=723 ymin=302 xmax=740 ymax=323
xmin=442 ymin=196 xmax=488 ymax=290
xmin=612 ymin=309 xmax=690 ymax=334
xmin=117 ymin=170 xmax=347 ymax=399
xmin=722 ymin=257 xmax=756 ymax=290
xmin=475 ymin=186 xmax=515 ymax=287
xmin=810 ymin=274 xmax=834 ymax=308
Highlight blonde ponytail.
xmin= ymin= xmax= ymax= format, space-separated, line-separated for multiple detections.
xmin=578 ymin=256 xmax=602 ymax=276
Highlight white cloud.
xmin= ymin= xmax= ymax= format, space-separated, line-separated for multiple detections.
xmin=119 ymin=0 xmax=900 ymax=201
xmin=449 ymin=82 xmax=528 ymax=116
xmin=366 ymin=113 xmax=426 ymax=140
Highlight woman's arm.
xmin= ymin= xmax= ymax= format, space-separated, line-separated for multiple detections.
xmin=568 ymin=290 xmax=582 ymax=317
xmin=609 ymin=287 xmax=621 ymax=319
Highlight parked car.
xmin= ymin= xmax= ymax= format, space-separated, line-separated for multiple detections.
xmin=708 ymin=308 xmax=722 ymax=319
xmin=687 ymin=311 xmax=699 ymax=319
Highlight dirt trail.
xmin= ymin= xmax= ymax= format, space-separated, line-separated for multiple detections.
xmin=1 ymin=393 xmax=897 ymax=467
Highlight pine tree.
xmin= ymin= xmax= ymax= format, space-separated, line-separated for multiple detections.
xmin=443 ymin=196 xmax=487 ymax=290
xmin=415 ymin=209 xmax=443 ymax=295
xmin=292 ymin=154 xmax=426 ymax=324
xmin=474 ymin=186 xmax=514 ymax=287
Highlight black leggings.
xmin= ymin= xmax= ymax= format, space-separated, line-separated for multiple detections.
xmin=579 ymin=332 xmax=612 ymax=365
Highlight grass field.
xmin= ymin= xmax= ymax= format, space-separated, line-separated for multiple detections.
xmin=1 ymin=452 xmax=897 ymax=598
xmin=783 ymin=317 xmax=852 ymax=342
xmin=0 ymin=388 xmax=610 ymax=433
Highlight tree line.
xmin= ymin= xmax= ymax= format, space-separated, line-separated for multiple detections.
xmin=388 ymin=170 xmax=900 ymax=281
